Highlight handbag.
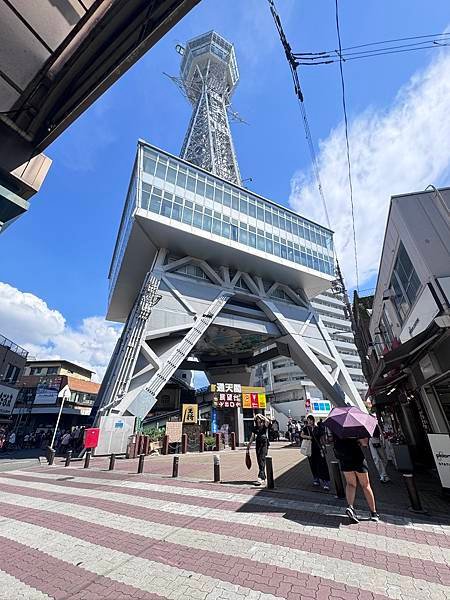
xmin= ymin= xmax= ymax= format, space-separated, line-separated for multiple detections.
xmin=300 ymin=438 xmax=312 ymax=457
xmin=245 ymin=450 xmax=252 ymax=470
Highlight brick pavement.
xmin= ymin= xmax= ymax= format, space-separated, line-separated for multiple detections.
xmin=0 ymin=452 xmax=449 ymax=600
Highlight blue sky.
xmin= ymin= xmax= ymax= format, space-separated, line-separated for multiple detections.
xmin=1 ymin=0 xmax=450 ymax=377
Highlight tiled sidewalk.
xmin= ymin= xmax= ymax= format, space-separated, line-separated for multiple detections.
xmin=0 ymin=460 xmax=449 ymax=599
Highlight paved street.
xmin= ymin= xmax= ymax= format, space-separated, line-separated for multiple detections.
xmin=0 ymin=447 xmax=449 ymax=600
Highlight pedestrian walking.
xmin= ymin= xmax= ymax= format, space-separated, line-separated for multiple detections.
xmin=247 ymin=414 xmax=271 ymax=486
xmin=60 ymin=431 xmax=71 ymax=454
xmin=333 ymin=435 xmax=380 ymax=523
xmin=301 ymin=415 xmax=330 ymax=491
xmin=369 ymin=425 xmax=390 ymax=482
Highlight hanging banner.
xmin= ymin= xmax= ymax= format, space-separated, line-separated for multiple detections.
xmin=0 ymin=384 xmax=18 ymax=416
xmin=34 ymin=376 xmax=62 ymax=405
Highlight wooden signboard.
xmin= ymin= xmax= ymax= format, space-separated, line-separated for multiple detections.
xmin=165 ymin=421 xmax=182 ymax=443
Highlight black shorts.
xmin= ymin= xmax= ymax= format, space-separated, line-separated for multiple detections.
xmin=340 ymin=460 xmax=369 ymax=474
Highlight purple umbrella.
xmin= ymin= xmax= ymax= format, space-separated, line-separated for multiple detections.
xmin=323 ymin=406 xmax=378 ymax=439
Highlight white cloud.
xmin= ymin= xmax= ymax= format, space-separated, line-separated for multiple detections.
xmin=290 ymin=48 xmax=450 ymax=290
xmin=0 ymin=282 xmax=121 ymax=381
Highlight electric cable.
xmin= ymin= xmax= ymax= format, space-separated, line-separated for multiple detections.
xmin=335 ymin=0 xmax=360 ymax=292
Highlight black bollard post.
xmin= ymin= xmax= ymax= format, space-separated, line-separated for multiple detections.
xmin=84 ymin=449 xmax=91 ymax=469
xmin=230 ymin=432 xmax=236 ymax=450
xmin=199 ymin=432 xmax=204 ymax=453
xmin=47 ymin=447 xmax=56 ymax=466
xmin=181 ymin=434 xmax=188 ymax=454
xmin=213 ymin=454 xmax=221 ymax=482
xmin=172 ymin=455 xmax=179 ymax=478
xmin=137 ymin=453 xmax=145 ymax=474
xmin=162 ymin=434 xmax=169 ymax=456
xmin=109 ymin=453 xmax=116 ymax=471
xmin=266 ymin=456 xmax=274 ymax=489
xmin=330 ymin=461 xmax=345 ymax=498
xmin=403 ymin=473 xmax=426 ymax=513
xmin=64 ymin=450 xmax=72 ymax=467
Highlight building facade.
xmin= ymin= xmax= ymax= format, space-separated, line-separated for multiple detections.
xmin=0 ymin=334 xmax=28 ymax=425
xmin=367 ymin=186 xmax=450 ymax=490
xmin=14 ymin=359 xmax=100 ymax=433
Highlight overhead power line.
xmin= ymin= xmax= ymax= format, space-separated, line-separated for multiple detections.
xmin=293 ymin=32 xmax=450 ymax=65
xmin=335 ymin=0 xmax=359 ymax=292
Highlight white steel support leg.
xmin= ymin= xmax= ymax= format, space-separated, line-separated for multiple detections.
xmin=260 ymin=299 xmax=366 ymax=411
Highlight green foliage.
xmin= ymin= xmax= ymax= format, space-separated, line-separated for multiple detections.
xmin=204 ymin=435 xmax=216 ymax=448
xmin=142 ymin=426 xmax=164 ymax=442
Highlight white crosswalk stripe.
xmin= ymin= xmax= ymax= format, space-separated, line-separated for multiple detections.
xmin=0 ymin=475 xmax=448 ymax=565
xmin=0 ymin=487 xmax=449 ymax=599
xmin=0 ymin=569 xmax=52 ymax=600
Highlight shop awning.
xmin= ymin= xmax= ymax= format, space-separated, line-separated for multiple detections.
xmin=370 ymin=321 xmax=441 ymax=392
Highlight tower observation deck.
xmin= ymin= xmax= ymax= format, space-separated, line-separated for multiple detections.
xmin=95 ymin=31 xmax=365 ymax=432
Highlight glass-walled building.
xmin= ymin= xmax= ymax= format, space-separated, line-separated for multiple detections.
xmin=109 ymin=141 xmax=335 ymax=315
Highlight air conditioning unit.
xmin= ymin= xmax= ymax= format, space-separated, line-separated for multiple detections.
xmin=418 ymin=352 xmax=441 ymax=380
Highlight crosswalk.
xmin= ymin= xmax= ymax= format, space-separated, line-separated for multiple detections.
xmin=0 ymin=467 xmax=449 ymax=600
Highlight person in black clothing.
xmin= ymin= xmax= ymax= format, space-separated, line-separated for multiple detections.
xmin=301 ymin=415 xmax=330 ymax=491
xmin=333 ymin=435 xmax=379 ymax=523
xmin=247 ymin=414 xmax=271 ymax=486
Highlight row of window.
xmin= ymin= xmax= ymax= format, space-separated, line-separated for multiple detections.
xmin=142 ymin=184 xmax=334 ymax=276
xmin=29 ymin=366 xmax=58 ymax=376
xmin=143 ymin=149 xmax=333 ymax=252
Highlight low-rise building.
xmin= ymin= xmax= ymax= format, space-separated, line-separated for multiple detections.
xmin=14 ymin=359 xmax=100 ymax=433
xmin=0 ymin=334 xmax=28 ymax=426
xmin=367 ymin=186 xmax=450 ymax=491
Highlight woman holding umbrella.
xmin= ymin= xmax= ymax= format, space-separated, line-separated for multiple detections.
xmin=324 ymin=407 xmax=380 ymax=523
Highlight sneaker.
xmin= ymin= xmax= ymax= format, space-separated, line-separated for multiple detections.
xmin=254 ymin=478 xmax=263 ymax=486
xmin=312 ymin=480 xmax=320 ymax=487
xmin=323 ymin=484 xmax=330 ymax=491
xmin=370 ymin=512 xmax=380 ymax=522
xmin=380 ymin=476 xmax=390 ymax=483
xmin=345 ymin=506 xmax=359 ymax=524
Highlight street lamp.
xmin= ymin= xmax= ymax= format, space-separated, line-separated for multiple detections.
xmin=50 ymin=385 xmax=71 ymax=450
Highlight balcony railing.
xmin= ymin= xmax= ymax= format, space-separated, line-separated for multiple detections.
xmin=0 ymin=334 xmax=28 ymax=358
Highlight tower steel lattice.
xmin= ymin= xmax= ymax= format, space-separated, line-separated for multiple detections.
xmin=179 ymin=31 xmax=242 ymax=185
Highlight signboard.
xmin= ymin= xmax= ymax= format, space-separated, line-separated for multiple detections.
xmin=166 ymin=421 xmax=182 ymax=442
xmin=34 ymin=376 xmax=62 ymax=405
xmin=400 ymin=285 xmax=439 ymax=343
xmin=311 ymin=400 xmax=332 ymax=416
xmin=84 ymin=428 xmax=100 ymax=449
xmin=0 ymin=383 xmax=18 ymax=416
xmin=182 ymin=403 xmax=198 ymax=423
xmin=211 ymin=384 xmax=266 ymax=410
xmin=242 ymin=392 xmax=266 ymax=409
xmin=211 ymin=408 xmax=218 ymax=433
xmin=96 ymin=415 xmax=136 ymax=455
xmin=427 ymin=434 xmax=450 ymax=489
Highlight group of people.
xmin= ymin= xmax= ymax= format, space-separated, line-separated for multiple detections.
xmin=247 ymin=412 xmax=389 ymax=523
xmin=0 ymin=427 xmax=51 ymax=451
xmin=0 ymin=425 xmax=86 ymax=455
xmin=54 ymin=426 xmax=85 ymax=454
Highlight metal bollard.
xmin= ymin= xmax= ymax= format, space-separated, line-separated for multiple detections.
xmin=181 ymin=433 xmax=188 ymax=454
xmin=47 ymin=447 xmax=56 ymax=466
xmin=172 ymin=455 xmax=179 ymax=478
xmin=266 ymin=456 xmax=274 ymax=489
xmin=162 ymin=434 xmax=169 ymax=456
xmin=84 ymin=449 xmax=91 ymax=469
xmin=330 ymin=461 xmax=345 ymax=498
xmin=137 ymin=453 xmax=145 ymax=474
xmin=230 ymin=431 xmax=236 ymax=450
xmin=109 ymin=453 xmax=116 ymax=471
xmin=199 ymin=432 xmax=204 ymax=453
xmin=215 ymin=432 xmax=221 ymax=452
xmin=213 ymin=454 xmax=221 ymax=482
xmin=403 ymin=473 xmax=426 ymax=513
xmin=64 ymin=450 xmax=72 ymax=467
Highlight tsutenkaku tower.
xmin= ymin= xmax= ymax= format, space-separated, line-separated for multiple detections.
xmin=179 ymin=31 xmax=242 ymax=186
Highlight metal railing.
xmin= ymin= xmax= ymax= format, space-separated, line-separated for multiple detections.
xmin=0 ymin=334 xmax=28 ymax=358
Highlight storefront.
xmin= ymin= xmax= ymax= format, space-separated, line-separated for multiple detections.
xmin=370 ymin=321 xmax=450 ymax=489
